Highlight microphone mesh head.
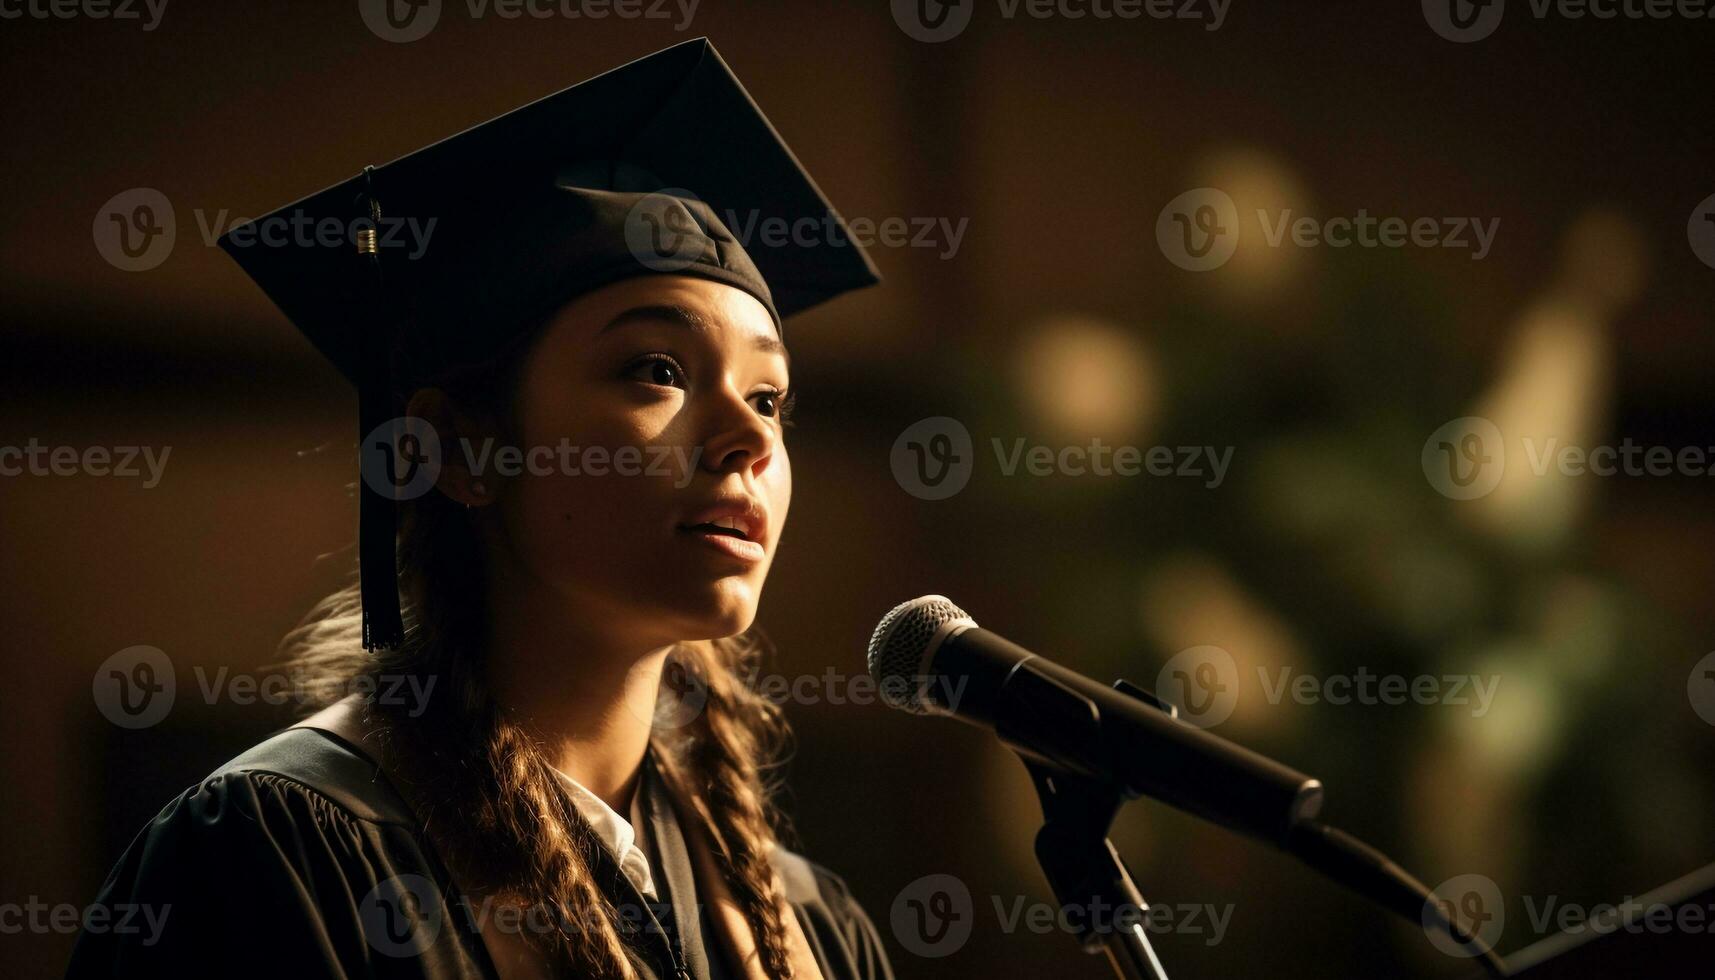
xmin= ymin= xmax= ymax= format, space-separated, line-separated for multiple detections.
xmin=866 ymin=595 xmax=973 ymax=714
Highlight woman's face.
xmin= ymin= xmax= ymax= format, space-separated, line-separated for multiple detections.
xmin=492 ymin=275 xmax=792 ymax=648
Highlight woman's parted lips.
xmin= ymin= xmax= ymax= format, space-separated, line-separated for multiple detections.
xmin=676 ymin=496 xmax=767 ymax=545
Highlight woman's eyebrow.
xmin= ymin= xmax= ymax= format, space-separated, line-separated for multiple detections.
xmin=598 ymin=303 xmax=789 ymax=364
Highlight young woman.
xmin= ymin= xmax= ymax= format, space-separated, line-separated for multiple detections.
xmin=67 ymin=40 xmax=893 ymax=980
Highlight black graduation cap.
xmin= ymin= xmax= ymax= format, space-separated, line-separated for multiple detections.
xmin=220 ymin=38 xmax=880 ymax=650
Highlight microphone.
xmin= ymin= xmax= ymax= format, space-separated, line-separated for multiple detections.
xmin=866 ymin=594 xmax=1509 ymax=977
xmin=867 ymin=594 xmax=1324 ymax=846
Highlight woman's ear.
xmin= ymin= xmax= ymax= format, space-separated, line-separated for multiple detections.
xmin=406 ymin=387 xmax=498 ymax=508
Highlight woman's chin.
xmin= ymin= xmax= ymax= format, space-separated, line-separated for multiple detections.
xmin=658 ymin=583 xmax=760 ymax=641
xmin=689 ymin=605 xmax=758 ymax=642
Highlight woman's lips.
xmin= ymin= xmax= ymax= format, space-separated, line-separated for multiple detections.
xmin=677 ymin=525 xmax=765 ymax=562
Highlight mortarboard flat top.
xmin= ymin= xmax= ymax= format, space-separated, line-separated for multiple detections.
xmin=221 ymin=36 xmax=880 ymax=388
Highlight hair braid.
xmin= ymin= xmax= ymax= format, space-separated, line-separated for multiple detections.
xmin=655 ymin=639 xmax=796 ymax=978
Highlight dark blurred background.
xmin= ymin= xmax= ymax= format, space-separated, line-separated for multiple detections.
xmin=3 ymin=1 xmax=1713 ymax=977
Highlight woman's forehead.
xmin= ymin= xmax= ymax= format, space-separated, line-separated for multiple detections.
xmin=553 ymin=276 xmax=785 ymax=352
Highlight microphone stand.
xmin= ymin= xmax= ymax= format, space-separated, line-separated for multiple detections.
xmin=1014 ymin=679 xmax=1191 ymax=980
xmin=1012 ymin=678 xmax=1509 ymax=979
xmin=1024 ymin=755 xmax=1171 ymax=980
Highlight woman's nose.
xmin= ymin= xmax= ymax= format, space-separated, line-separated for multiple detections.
xmin=699 ymin=392 xmax=777 ymax=478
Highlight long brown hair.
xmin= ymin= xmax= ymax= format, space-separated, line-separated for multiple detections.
xmin=280 ymin=321 xmax=798 ymax=979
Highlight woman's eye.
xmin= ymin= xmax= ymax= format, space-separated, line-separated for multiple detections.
xmin=756 ymin=389 xmax=797 ymax=424
xmin=627 ymin=355 xmax=685 ymax=389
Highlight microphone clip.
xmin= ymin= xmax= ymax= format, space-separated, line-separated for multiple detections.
xmin=1016 ymin=675 xmax=1179 ymax=979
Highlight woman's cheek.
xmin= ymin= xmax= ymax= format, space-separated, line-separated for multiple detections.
xmin=765 ymin=441 xmax=791 ymax=531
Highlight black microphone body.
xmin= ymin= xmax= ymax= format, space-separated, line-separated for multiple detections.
xmin=868 ymin=596 xmax=1509 ymax=975
xmin=870 ymin=596 xmax=1324 ymax=846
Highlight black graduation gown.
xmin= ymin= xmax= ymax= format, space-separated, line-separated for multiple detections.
xmin=64 ymin=727 xmax=895 ymax=980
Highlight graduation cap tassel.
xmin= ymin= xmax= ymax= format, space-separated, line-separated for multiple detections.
xmin=357 ymin=166 xmax=406 ymax=651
